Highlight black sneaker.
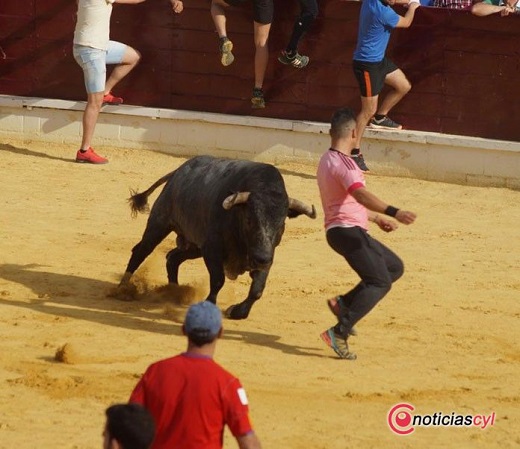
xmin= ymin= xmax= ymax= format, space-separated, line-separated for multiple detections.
xmin=351 ymin=153 xmax=369 ymax=172
xmin=251 ymin=87 xmax=265 ymax=109
xmin=278 ymin=51 xmax=309 ymax=69
xmin=219 ymin=37 xmax=234 ymax=66
xmin=369 ymin=115 xmax=402 ymax=130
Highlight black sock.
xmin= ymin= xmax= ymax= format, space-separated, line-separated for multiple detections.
xmin=374 ymin=114 xmax=386 ymax=121
xmin=285 ymin=50 xmax=296 ymax=58
xmin=351 ymin=148 xmax=360 ymax=156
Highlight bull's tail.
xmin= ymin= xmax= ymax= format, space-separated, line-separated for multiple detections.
xmin=128 ymin=171 xmax=176 ymax=217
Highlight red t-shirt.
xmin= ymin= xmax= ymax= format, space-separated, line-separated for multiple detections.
xmin=129 ymin=353 xmax=253 ymax=449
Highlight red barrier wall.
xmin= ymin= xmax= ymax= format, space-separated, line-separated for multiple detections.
xmin=1 ymin=0 xmax=519 ymax=141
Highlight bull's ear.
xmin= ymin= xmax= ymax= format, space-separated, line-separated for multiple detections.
xmin=287 ymin=198 xmax=317 ymax=219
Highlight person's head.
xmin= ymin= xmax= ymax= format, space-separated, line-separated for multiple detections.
xmin=329 ymin=107 xmax=357 ymax=141
xmin=183 ymin=301 xmax=223 ymax=347
xmin=103 ymin=403 xmax=155 ymax=449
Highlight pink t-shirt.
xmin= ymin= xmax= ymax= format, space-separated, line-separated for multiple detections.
xmin=316 ymin=149 xmax=368 ymax=230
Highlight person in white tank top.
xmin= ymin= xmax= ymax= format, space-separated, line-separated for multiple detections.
xmin=73 ymin=0 xmax=184 ymax=164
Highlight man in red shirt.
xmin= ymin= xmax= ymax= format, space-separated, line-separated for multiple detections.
xmin=129 ymin=301 xmax=262 ymax=449
xmin=316 ymin=107 xmax=417 ymax=360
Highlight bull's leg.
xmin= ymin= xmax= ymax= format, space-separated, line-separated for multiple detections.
xmin=226 ymin=269 xmax=269 ymax=320
xmin=120 ymin=225 xmax=171 ymax=285
xmin=202 ymin=246 xmax=225 ymax=305
xmin=166 ymin=246 xmax=202 ymax=284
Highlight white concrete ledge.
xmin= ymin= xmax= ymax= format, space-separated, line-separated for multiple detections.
xmin=1 ymin=95 xmax=519 ymax=189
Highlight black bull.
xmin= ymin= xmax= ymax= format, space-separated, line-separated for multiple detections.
xmin=119 ymin=156 xmax=316 ymax=319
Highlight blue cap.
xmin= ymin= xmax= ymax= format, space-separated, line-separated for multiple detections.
xmin=184 ymin=301 xmax=222 ymax=338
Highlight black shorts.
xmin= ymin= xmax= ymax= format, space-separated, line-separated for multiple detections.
xmin=352 ymin=57 xmax=398 ymax=97
xmin=224 ymin=0 xmax=273 ymax=24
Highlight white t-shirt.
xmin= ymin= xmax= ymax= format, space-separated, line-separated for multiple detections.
xmin=73 ymin=0 xmax=113 ymax=50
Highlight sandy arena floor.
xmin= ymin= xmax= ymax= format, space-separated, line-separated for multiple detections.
xmin=0 ymin=138 xmax=519 ymax=449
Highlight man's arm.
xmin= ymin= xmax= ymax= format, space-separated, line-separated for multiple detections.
xmin=351 ymin=186 xmax=416 ymax=225
xmin=109 ymin=0 xmax=147 ymax=4
xmin=236 ymin=432 xmax=262 ymax=449
xmin=395 ymin=1 xmax=420 ymax=28
xmin=472 ymin=1 xmax=512 ymax=15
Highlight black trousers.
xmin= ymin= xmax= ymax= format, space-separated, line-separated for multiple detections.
xmin=285 ymin=0 xmax=319 ymax=52
xmin=326 ymin=226 xmax=404 ymax=338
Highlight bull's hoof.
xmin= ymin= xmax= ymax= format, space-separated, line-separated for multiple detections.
xmin=224 ymin=304 xmax=250 ymax=320
xmin=108 ymin=283 xmax=139 ymax=301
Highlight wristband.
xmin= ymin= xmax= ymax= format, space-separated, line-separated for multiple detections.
xmin=384 ymin=206 xmax=399 ymax=217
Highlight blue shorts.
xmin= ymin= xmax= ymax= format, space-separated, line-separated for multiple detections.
xmin=73 ymin=41 xmax=127 ymax=94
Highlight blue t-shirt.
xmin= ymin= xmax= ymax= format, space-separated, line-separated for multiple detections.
xmin=353 ymin=0 xmax=400 ymax=63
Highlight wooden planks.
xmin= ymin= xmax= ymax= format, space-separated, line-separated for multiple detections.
xmin=0 ymin=0 xmax=519 ymax=140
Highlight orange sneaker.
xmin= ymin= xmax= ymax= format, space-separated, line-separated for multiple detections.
xmin=320 ymin=328 xmax=357 ymax=360
xmin=76 ymin=147 xmax=108 ymax=164
xmin=102 ymin=92 xmax=123 ymax=106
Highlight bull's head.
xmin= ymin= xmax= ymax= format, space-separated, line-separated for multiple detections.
xmin=223 ymin=192 xmax=317 ymax=219
xmin=222 ymin=191 xmax=316 ymax=271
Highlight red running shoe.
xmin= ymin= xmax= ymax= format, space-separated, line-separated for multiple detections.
xmin=76 ymin=147 xmax=108 ymax=164
xmin=102 ymin=92 xmax=123 ymax=106
xmin=320 ymin=328 xmax=357 ymax=360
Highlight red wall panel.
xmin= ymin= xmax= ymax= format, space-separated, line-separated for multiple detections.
xmin=0 ymin=0 xmax=519 ymax=141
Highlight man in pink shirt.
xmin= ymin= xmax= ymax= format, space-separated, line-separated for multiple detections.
xmin=316 ymin=107 xmax=416 ymax=360
xmin=129 ymin=301 xmax=262 ymax=449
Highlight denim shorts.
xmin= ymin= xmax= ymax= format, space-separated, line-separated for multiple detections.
xmin=73 ymin=41 xmax=126 ymax=94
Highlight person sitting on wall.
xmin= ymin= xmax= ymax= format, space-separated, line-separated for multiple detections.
xmin=73 ymin=0 xmax=183 ymax=164
xmin=210 ymin=0 xmax=273 ymax=109
xmin=277 ymin=0 xmax=319 ymax=69
xmin=351 ymin=0 xmax=421 ymax=173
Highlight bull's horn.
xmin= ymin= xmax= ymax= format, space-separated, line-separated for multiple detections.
xmin=222 ymin=192 xmax=251 ymax=210
xmin=288 ymin=198 xmax=317 ymax=218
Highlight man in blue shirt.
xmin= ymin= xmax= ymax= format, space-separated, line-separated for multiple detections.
xmin=351 ymin=0 xmax=420 ymax=172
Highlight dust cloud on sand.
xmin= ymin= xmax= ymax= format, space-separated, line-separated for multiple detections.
xmin=0 ymin=139 xmax=519 ymax=449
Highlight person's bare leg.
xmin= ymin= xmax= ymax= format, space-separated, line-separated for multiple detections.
xmin=250 ymin=21 xmax=271 ymax=108
xmin=354 ymin=95 xmax=378 ymax=150
xmin=80 ymin=91 xmax=104 ymax=150
xmin=211 ymin=0 xmax=234 ymax=66
xmin=211 ymin=0 xmax=229 ymax=38
xmin=104 ymin=46 xmax=141 ymax=95
xmin=376 ymin=68 xmax=411 ymax=117
xmin=253 ymin=21 xmax=271 ymax=90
